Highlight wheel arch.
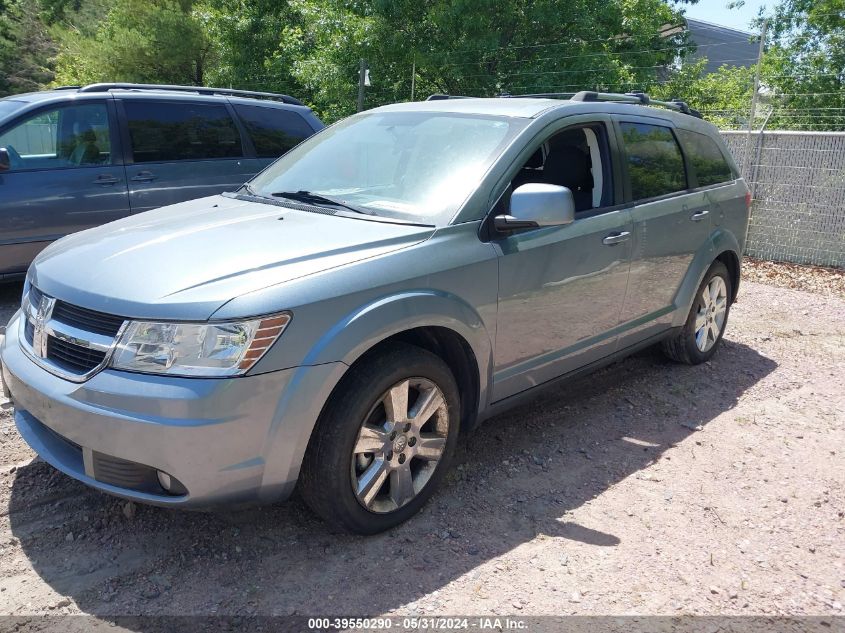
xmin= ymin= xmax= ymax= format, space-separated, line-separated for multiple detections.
xmin=672 ymin=229 xmax=741 ymax=327
xmin=262 ymin=291 xmax=493 ymax=495
xmin=354 ymin=325 xmax=482 ymax=435
xmin=715 ymin=249 xmax=741 ymax=303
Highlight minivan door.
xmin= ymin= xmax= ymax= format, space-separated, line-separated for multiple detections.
xmin=0 ymin=100 xmax=129 ymax=276
xmin=118 ymin=99 xmax=255 ymax=214
xmin=613 ymin=119 xmax=712 ymax=347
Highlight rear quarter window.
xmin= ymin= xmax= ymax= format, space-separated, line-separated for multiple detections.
xmin=620 ymin=122 xmax=687 ymax=201
xmin=676 ymin=128 xmax=735 ymax=187
xmin=233 ymin=104 xmax=314 ymax=159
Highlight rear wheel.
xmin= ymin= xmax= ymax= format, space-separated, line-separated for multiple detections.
xmin=662 ymin=260 xmax=732 ymax=364
xmin=299 ymin=342 xmax=460 ymax=534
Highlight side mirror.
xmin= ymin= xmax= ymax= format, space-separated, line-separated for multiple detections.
xmin=494 ymin=183 xmax=575 ymax=232
xmin=0 ymin=148 xmax=10 ymax=172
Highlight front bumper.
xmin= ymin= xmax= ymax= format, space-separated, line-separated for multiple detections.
xmin=0 ymin=309 xmax=346 ymax=508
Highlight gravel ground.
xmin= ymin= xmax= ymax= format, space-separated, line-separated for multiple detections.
xmin=0 ymin=267 xmax=843 ymax=621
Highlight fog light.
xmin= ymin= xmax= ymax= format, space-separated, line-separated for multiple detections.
xmin=156 ymin=470 xmax=187 ymax=495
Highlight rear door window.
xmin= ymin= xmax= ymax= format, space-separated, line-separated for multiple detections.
xmin=124 ymin=101 xmax=242 ymax=163
xmin=676 ymin=128 xmax=734 ymax=187
xmin=619 ymin=122 xmax=687 ymax=201
xmin=233 ymin=104 xmax=313 ymax=158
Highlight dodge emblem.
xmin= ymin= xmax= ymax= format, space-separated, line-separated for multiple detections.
xmin=32 ymin=296 xmax=56 ymax=358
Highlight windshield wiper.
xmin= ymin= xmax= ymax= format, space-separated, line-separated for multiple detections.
xmin=271 ymin=190 xmax=374 ymax=216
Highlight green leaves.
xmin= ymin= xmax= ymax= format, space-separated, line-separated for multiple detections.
xmin=53 ymin=0 xmax=213 ymax=86
xmin=0 ymin=0 xmax=840 ymax=131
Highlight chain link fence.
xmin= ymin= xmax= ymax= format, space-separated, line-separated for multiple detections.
xmin=721 ymin=130 xmax=845 ymax=268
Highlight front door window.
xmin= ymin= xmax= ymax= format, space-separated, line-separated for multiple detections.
xmin=0 ymin=103 xmax=111 ymax=171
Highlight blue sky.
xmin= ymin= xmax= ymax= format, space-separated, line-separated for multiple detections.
xmin=683 ymin=0 xmax=769 ymax=32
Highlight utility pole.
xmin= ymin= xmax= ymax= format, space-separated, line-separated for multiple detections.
xmin=743 ymin=19 xmax=768 ymax=177
xmin=410 ymin=53 xmax=416 ymax=102
xmin=357 ymin=59 xmax=368 ymax=112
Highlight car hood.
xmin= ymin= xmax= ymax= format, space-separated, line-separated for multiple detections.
xmin=30 ymin=195 xmax=434 ymax=320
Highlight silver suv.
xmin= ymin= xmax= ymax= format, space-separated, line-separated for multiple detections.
xmin=0 ymin=91 xmax=750 ymax=534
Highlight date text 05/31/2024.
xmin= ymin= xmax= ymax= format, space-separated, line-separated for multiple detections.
xmin=307 ymin=617 xmax=529 ymax=630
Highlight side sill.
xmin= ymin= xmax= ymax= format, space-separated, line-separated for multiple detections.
xmin=476 ymin=327 xmax=680 ymax=425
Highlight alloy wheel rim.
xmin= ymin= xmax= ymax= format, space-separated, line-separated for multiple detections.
xmin=694 ymin=276 xmax=728 ymax=352
xmin=350 ymin=377 xmax=449 ymax=514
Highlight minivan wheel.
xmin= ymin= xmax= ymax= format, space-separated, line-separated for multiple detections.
xmin=299 ymin=342 xmax=460 ymax=534
xmin=662 ymin=260 xmax=732 ymax=365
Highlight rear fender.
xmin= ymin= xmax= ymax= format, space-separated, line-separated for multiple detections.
xmin=672 ymin=228 xmax=740 ymax=327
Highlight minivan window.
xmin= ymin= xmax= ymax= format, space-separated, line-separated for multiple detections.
xmin=125 ymin=101 xmax=242 ymax=163
xmin=0 ymin=103 xmax=110 ymax=170
xmin=676 ymin=128 xmax=734 ymax=187
xmin=620 ymin=122 xmax=687 ymax=201
xmin=234 ymin=104 xmax=313 ymax=158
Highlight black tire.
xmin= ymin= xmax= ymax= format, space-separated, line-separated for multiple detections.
xmin=662 ymin=260 xmax=732 ymax=365
xmin=299 ymin=342 xmax=460 ymax=534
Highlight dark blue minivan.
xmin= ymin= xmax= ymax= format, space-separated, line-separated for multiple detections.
xmin=0 ymin=83 xmax=323 ymax=279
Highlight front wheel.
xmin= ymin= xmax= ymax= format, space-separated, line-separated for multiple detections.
xmin=662 ymin=260 xmax=732 ymax=364
xmin=299 ymin=342 xmax=460 ymax=534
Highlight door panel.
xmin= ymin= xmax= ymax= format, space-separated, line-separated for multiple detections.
xmin=614 ymin=119 xmax=712 ymax=346
xmin=492 ymin=208 xmax=633 ymax=401
xmin=0 ymin=100 xmax=128 ymax=275
xmin=618 ymin=191 xmax=711 ymax=343
xmin=125 ymin=158 xmax=262 ymax=213
xmin=120 ymin=99 xmax=261 ymax=213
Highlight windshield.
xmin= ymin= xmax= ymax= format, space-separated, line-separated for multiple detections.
xmin=249 ymin=111 xmax=526 ymax=225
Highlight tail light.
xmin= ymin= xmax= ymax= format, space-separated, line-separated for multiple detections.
xmin=745 ymin=191 xmax=752 ymax=208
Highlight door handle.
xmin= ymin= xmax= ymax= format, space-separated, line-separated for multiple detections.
xmin=93 ymin=174 xmax=119 ymax=186
xmin=131 ymin=171 xmax=156 ymax=182
xmin=602 ymin=231 xmax=631 ymax=246
xmin=691 ymin=209 xmax=710 ymax=221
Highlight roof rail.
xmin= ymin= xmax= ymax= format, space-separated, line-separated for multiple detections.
xmin=500 ymin=92 xmax=578 ymax=100
xmin=426 ymin=94 xmax=473 ymax=100
xmin=425 ymin=90 xmax=702 ymax=118
xmin=53 ymin=85 xmax=82 ymax=91
xmin=76 ymin=83 xmax=305 ymax=106
xmin=570 ymin=90 xmax=702 ymax=118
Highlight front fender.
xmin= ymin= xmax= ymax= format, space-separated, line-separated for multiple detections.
xmin=303 ymin=289 xmax=493 ymax=389
xmin=258 ymin=290 xmax=494 ymax=496
xmin=671 ymin=228 xmax=741 ymax=327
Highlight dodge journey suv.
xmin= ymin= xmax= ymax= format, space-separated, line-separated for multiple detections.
xmin=0 ymin=83 xmax=322 ymax=279
xmin=0 ymin=91 xmax=750 ymax=534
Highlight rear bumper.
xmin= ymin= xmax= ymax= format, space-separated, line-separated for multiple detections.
xmin=1 ymin=309 xmax=346 ymax=508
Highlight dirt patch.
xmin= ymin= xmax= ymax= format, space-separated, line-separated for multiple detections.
xmin=0 ymin=273 xmax=843 ymax=621
xmin=743 ymin=257 xmax=845 ymax=299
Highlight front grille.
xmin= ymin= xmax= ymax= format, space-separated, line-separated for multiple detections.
xmin=46 ymin=336 xmax=107 ymax=373
xmin=91 ymin=452 xmax=160 ymax=492
xmin=26 ymin=285 xmax=125 ymax=377
xmin=52 ymin=301 xmax=125 ymax=336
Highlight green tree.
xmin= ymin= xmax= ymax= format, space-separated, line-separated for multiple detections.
xmin=650 ymin=59 xmax=756 ymax=129
xmin=277 ymin=0 xmax=695 ymax=121
xmin=53 ymin=0 xmax=216 ymax=86
xmin=200 ymin=0 xmax=302 ymax=95
xmin=757 ymin=0 xmax=845 ymax=130
xmin=0 ymin=0 xmax=56 ymax=96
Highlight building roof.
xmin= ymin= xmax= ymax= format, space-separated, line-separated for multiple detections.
xmin=685 ymin=18 xmax=758 ymax=73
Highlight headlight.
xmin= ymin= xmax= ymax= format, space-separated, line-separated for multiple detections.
xmin=111 ymin=313 xmax=291 ymax=377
